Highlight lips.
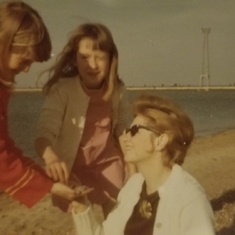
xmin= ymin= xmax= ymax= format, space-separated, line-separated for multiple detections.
xmin=87 ymin=70 xmax=100 ymax=75
xmin=125 ymin=144 xmax=133 ymax=151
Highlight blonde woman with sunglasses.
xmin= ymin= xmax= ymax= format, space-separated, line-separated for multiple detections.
xmin=71 ymin=95 xmax=215 ymax=235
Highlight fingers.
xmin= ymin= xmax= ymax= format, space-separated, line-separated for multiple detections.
xmin=74 ymin=186 xmax=94 ymax=197
xmin=73 ymin=186 xmax=94 ymax=208
xmin=51 ymin=182 xmax=74 ymax=200
xmin=45 ymin=161 xmax=69 ymax=184
xmin=70 ymin=186 xmax=93 ymax=214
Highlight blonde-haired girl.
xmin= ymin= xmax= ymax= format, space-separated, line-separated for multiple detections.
xmin=0 ymin=1 xmax=77 ymax=208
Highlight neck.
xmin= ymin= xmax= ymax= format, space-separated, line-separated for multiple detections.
xmin=136 ymin=155 xmax=172 ymax=195
xmin=80 ymin=79 xmax=105 ymax=90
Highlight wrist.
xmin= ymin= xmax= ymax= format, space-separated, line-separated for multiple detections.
xmin=72 ymin=202 xmax=90 ymax=214
xmin=43 ymin=146 xmax=59 ymax=164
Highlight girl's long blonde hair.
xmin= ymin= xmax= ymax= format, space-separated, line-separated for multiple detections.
xmin=42 ymin=23 xmax=120 ymax=101
xmin=0 ymin=1 xmax=51 ymax=83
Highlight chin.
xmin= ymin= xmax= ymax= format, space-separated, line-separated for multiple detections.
xmin=124 ymin=155 xmax=135 ymax=164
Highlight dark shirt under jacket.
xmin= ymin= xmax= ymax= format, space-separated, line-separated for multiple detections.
xmin=124 ymin=181 xmax=160 ymax=235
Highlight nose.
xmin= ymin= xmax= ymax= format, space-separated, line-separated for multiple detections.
xmin=88 ymin=57 xmax=98 ymax=69
xmin=122 ymin=130 xmax=130 ymax=141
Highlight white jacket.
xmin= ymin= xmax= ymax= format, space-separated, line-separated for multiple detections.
xmin=72 ymin=164 xmax=215 ymax=235
xmin=36 ymin=76 xmax=128 ymax=172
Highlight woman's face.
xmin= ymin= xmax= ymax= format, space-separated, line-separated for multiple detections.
xmin=75 ymin=37 xmax=110 ymax=89
xmin=6 ymin=51 xmax=35 ymax=81
xmin=123 ymin=115 xmax=157 ymax=164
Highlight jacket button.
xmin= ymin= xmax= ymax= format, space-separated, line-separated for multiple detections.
xmin=156 ymin=222 xmax=162 ymax=228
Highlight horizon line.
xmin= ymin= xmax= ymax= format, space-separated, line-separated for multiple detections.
xmin=14 ymin=85 xmax=235 ymax=92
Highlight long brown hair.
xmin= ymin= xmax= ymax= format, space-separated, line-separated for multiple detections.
xmin=0 ymin=1 xmax=51 ymax=83
xmin=42 ymin=23 xmax=120 ymax=101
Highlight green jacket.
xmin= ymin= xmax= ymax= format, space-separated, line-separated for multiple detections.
xmin=36 ymin=75 xmax=128 ymax=172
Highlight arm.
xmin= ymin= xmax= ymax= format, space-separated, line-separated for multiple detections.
xmin=35 ymin=84 xmax=69 ymax=183
xmin=0 ymin=87 xmax=75 ymax=207
xmin=35 ymin=137 xmax=69 ymax=184
xmin=0 ymin=136 xmax=76 ymax=207
xmin=72 ymin=206 xmax=105 ymax=235
xmin=71 ymin=175 xmax=142 ymax=235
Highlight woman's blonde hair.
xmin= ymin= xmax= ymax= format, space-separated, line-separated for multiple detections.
xmin=0 ymin=1 xmax=51 ymax=82
xmin=132 ymin=95 xmax=194 ymax=167
xmin=42 ymin=23 xmax=120 ymax=100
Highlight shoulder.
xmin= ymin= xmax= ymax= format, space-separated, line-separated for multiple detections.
xmin=113 ymin=79 xmax=127 ymax=99
xmin=47 ymin=76 xmax=82 ymax=98
xmin=51 ymin=76 xmax=80 ymax=91
xmin=169 ymin=165 xmax=208 ymax=203
xmin=116 ymin=79 xmax=126 ymax=90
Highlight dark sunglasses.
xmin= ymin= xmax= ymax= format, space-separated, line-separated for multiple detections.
xmin=125 ymin=124 xmax=162 ymax=137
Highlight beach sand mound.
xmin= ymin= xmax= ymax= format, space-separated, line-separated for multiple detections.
xmin=1 ymin=129 xmax=235 ymax=235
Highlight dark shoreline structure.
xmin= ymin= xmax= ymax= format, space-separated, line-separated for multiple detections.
xmin=14 ymin=85 xmax=235 ymax=92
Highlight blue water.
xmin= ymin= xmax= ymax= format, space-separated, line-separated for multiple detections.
xmin=8 ymin=90 xmax=235 ymax=163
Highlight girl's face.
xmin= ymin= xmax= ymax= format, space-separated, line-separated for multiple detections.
xmin=6 ymin=51 xmax=35 ymax=81
xmin=123 ymin=115 xmax=158 ymax=164
xmin=75 ymin=37 xmax=110 ymax=89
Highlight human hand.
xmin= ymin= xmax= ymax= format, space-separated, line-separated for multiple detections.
xmin=68 ymin=174 xmax=94 ymax=197
xmin=74 ymin=185 xmax=94 ymax=198
xmin=45 ymin=159 xmax=69 ymax=184
xmin=69 ymin=185 xmax=94 ymax=214
xmin=43 ymin=147 xmax=69 ymax=184
xmin=51 ymin=182 xmax=78 ymax=201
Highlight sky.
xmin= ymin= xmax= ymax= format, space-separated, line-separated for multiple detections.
xmin=5 ymin=0 xmax=235 ymax=87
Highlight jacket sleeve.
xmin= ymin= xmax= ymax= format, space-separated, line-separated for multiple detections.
xmin=72 ymin=206 xmax=105 ymax=235
xmin=72 ymin=174 xmax=143 ymax=235
xmin=36 ymin=83 xmax=66 ymax=144
xmin=0 ymin=135 xmax=53 ymax=208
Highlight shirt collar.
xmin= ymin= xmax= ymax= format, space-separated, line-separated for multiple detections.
xmin=158 ymin=164 xmax=182 ymax=198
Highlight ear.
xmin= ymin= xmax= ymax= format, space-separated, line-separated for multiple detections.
xmin=154 ymin=134 xmax=169 ymax=151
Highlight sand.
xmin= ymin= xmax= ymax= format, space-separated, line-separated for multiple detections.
xmin=1 ymin=129 xmax=235 ymax=235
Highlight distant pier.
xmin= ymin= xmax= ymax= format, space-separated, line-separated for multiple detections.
xmin=127 ymin=86 xmax=235 ymax=91
xmin=15 ymin=86 xmax=235 ymax=92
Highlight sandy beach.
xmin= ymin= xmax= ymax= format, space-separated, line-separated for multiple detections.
xmin=1 ymin=129 xmax=235 ymax=235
